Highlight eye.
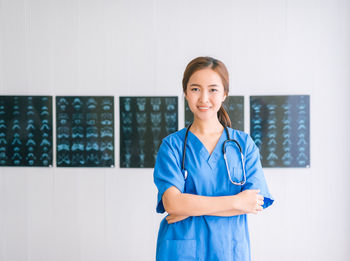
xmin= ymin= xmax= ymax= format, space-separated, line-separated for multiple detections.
xmin=190 ymin=88 xmax=199 ymax=92
xmin=210 ymin=88 xmax=218 ymax=92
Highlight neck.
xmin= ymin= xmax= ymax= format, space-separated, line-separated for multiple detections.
xmin=190 ymin=117 xmax=224 ymax=135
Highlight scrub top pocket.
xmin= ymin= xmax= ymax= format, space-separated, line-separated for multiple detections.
xmin=157 ymin=239 xmax=197 ymax=261
xmin=230 ymin=166 xmax=245 ymax=186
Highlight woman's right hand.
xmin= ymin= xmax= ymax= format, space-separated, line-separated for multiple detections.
xmin=233 ymin=189 xmax=264 ymax=214
xmin=166 ymin=214 xmax=190 ymax=224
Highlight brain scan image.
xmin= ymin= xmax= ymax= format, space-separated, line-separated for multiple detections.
xmin=120 ymin=96 xmax=178 ymax=168
xmin=0 ymin=96 xmax=53 ymax=167
xmin=56 ymin=96 xmax=114 ymax=167
xmin=250 ymin=95 xmax=310 ymax=168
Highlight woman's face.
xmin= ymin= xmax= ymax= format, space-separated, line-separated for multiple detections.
xmin=185 ymin=68 xmax=226 ymax=122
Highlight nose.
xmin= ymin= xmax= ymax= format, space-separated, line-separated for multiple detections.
xmin=199 ymin=89 xmax=209 ymax=103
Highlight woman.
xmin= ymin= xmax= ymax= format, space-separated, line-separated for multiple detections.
xmin=153 ymin=56 xmax=274 ymax=261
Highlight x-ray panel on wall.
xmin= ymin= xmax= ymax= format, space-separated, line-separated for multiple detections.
xmin=185 ymin=96 xmax=244 ymax=131
xmin=120 ymin=97 xmax=178 ymax=168
xmin=0 ymin=96 xmax=53 ymax=167
xmin=56 ymin=96 xmax=114 ymax=167
xmin=250 ymin=95 xmax=310 ymax=168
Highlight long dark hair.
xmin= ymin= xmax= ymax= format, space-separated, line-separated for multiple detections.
xmin=182 ymin=56 xmax=231 ymax=127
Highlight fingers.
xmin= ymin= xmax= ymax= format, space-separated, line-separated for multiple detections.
xmin=253 ymin=205 xmax=263 ymax=215
xmin=166 ymin=216 xmax=175 ymax=224
xmin=166 ymin=215 xmax=189 ymax=224
xmin=251 ymin=199 xmax=264 ymax=215
xmin=250 ymin=189 xmax=260 ymax=193
xmin=250 ymin=201 xmax=264 ymax=215
xmin=257 ymin=199 xmax=264 ymax=206
xmin=251 ymin=190 xmax=264 ymax=200
xmin=253 ymin=207 xmax=262 ymax=214
xmin=251 ymin=189 xmax=264 ymax=197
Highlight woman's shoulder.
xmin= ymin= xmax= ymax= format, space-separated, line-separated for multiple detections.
xmin=162 ymin=128 xmax=186 ymax=143
xmin=159 ymin=128 xmax=186 ymax=152
xmin=226 ymin=126 xmax=249 ymax=139
xmin=226 ymin=127 xmax=255 ymax=149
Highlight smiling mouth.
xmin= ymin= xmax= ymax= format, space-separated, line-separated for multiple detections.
xmin=198 ymin=106 xmax=210 ymax=110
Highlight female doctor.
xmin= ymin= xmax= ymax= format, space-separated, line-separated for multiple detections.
xmin=153 ymin=56 xmax=274 ymax=261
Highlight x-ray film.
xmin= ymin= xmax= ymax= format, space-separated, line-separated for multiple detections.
xmin=120 ymin=96 xmax=178 ymax=168
xmin=0 ymin=96 xmax=53 ymax=167
xmin=250 ymin=95 xmax=310 ymax=168
xmin=184 ymin=96 xmax=244 ymax=131
xmin=56 ymin=96 xmax=114 ymax=167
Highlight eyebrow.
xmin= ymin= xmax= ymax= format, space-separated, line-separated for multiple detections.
xmin=189 ymin=84 xmax=219 ymax=87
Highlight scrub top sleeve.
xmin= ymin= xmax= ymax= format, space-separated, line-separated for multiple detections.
xmin=242 ymin=136 xmax=274 ymax=209
xmin=153 ymin=139 xmax=185 ymax=214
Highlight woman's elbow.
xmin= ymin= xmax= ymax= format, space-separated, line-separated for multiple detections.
xmin=162 ymin=187 xmax=182 ymax=215
xmin=163 ymin=195 xmax=179 ymax=215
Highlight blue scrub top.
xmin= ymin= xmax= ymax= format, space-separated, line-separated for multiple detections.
xmin=153 ymin=127 xmax=274 ymax=261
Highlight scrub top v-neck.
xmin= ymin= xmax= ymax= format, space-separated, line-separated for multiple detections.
xmin=187 ymin=129 xmax=226 ymax=170
xmin=154 ymin=127 xmax=274 ymax=261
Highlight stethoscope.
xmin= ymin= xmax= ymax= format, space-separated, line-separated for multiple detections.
xmin=182 ymin=123 xmax=247 ymax=186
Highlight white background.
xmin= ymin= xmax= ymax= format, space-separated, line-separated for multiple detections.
xmin=0 ymin=0 xmax=349 ymax=260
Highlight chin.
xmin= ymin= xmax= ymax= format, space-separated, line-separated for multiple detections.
xmin=194 ymin=112 xmax=216 ymax=121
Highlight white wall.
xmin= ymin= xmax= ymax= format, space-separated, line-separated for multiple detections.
xmin=0 ymin=0 xmax=349 ymax=260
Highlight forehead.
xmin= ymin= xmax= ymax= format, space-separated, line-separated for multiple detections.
xmin=188 ymin=68 xmax=223 ymax=86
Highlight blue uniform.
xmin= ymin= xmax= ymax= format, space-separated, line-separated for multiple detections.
xmin=154 ymin=127 xmax=274 ymax=261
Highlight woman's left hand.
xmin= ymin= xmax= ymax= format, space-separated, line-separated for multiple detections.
xmin=166 ymin=214 xmax=190 ymax=224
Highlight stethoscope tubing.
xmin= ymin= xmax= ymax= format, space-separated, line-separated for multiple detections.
xmin=182 ymin=122 xmax=247 ymax=186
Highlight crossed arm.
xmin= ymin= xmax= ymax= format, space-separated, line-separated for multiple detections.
xmin=162 ymin=186 xmax=264 ymax=224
